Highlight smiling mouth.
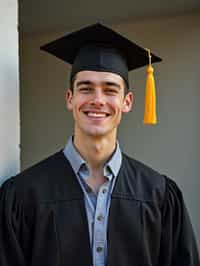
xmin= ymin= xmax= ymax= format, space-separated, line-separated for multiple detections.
xmin=83 ymin=111 xmax=110 ymax=118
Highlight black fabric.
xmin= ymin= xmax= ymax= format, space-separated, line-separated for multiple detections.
xmin=71 ymin=44 xmax=129 ymax=87
xmin=0 ymin=151 xmax=199 ymax=266
xmin=40 ymin=23 xmax=162 ymax=87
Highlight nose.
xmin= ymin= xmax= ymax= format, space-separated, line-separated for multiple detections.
xmin=90 ymin=89 xmax=105 ymax=106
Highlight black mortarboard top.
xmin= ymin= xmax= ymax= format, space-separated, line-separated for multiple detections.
xmin=41 ymin=23 xmax=162 ymax=124
xmin=40 ymin=23 xmax=161 ymax=86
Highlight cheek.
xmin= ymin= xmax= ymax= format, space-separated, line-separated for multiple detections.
xmin=73 ymin=97 xmax=88 ymax=113
xmin=109 ymin=98 xmax=125 ymax=112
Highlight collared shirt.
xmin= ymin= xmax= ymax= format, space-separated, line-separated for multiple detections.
xmin=63 ymin=136 xmax=122 ymax=266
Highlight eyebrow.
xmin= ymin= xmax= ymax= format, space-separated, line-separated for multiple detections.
xmin=76 ymin=80 xmax=93 ymax=87
xmin=76 ymin=80 xmax=122 ymax=89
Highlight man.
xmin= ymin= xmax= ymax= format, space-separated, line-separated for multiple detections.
xmin=0 ymin=23 xmax=199 ymax=266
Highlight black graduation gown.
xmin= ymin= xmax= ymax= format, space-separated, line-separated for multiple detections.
xmin=0 ymin=151 xmax=199 ymax=266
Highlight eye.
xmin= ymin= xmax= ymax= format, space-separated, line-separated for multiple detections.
xmin=104 ymin=88 xmax=119 ymax=95
xmin=79 ymin=87 xmax=93 ymax=93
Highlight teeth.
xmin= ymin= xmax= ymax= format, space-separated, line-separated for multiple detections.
xmin=87 ymin=112 xmax=107 ymax=118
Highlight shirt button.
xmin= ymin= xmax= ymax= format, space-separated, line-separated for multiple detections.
xmin=97 ymin=214 xmax=104 ymax=221
xmin=96 ymin=246 xmax=103 ymax=253
xmin=102 ymin=188 xmax=107 ymax=194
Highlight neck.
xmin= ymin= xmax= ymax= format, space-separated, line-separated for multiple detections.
xmin=73 ymin=131 xmax=117 ymax=173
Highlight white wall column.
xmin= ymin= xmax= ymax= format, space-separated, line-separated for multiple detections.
xmin=0 ymin=0 xmax=20 ymax=185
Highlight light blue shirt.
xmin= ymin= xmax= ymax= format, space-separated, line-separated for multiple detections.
xmin=63 ymin=137 xmax=122 ymax=266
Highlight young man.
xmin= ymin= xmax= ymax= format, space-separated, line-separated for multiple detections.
xmin=0 ymin=24 xmax=199 ymax=266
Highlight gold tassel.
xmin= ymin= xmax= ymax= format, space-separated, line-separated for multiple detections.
xmin=144 ymin=49 xmax=157 ymax=125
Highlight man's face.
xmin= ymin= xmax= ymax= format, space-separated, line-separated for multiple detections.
xmin=66 ymin=71 xmax=133 ymax=139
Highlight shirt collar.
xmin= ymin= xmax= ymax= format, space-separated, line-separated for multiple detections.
xmin=63 ymin=136 xmax=122 ymax=180
xmin=63 ymin=136 xmax=85 ymax=174
xmin=105 ymin=142 xmax=122 ymax=178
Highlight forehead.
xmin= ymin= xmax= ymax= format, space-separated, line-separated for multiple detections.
xmin=74 ymin=71 xmax=124 ymax=85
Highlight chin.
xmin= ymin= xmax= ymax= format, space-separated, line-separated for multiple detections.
xmin=82 ymin=126 xmax=116 ymax=139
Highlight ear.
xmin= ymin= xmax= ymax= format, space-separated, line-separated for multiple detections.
xmin=122 ymin=91 xmax=134 ymax=113
xmin=65 ymin=89 xmax=73 ymax=111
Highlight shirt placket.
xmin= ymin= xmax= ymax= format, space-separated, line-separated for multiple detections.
xmin=92 ymin=182 xmax=109 ymax=266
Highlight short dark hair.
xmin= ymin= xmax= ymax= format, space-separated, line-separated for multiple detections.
xmin=69 ymin=75 xmax=76 ymax=92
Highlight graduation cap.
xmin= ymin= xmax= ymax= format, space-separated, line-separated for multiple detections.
xmin=41 ymin=23 xmax=162 ymax=125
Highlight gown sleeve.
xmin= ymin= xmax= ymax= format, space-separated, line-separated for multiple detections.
xmin=0 ymin=178 xmax=30 ymax=266
xmin=158 ymin=177 xmax=200 ymax=266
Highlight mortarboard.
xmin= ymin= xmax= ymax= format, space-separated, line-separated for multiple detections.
xmin=40 ymin=23 xmax=162 ymax=124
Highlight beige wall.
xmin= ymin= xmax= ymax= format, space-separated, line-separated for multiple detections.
xmin=20 ymin=12 xmax=200 ymax=248
xmin=0 ymin=0 xmax=20 ymax=185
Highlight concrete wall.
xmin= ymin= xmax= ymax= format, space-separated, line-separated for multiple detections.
xmin=20 ymin=12 xmax=200 ymax=248
xmin=0 ymin=0 xmax=20 ymax=185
